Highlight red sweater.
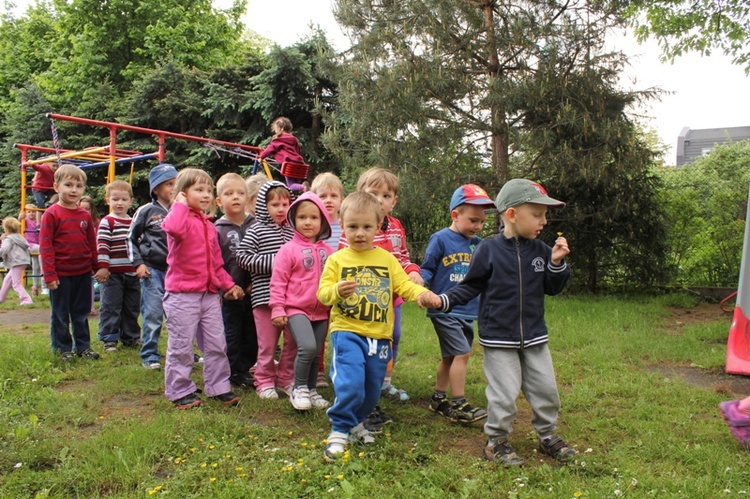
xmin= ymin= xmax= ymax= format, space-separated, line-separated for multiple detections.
xmin=30 ymin=163 xmax=55 ymax=191
xmin=40 ymin=203 xmax=98 ymax=282
xmin=259 ymin=133 xmax=304 ymax=165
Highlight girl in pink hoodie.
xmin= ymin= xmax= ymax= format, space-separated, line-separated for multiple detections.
xmin=161 ymin=168 xmax=245 ymax=410
xmin=269 ymin=192 xmax=333 ymax=411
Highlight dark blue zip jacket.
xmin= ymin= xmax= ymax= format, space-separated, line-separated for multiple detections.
xmin=438 ymin=232 xmax=569 ymax=349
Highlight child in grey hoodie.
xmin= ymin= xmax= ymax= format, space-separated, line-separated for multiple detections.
xmin=0 ymin=217 xmax=33 ymax=305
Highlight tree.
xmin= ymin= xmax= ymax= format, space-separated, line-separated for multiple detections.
xmin=628 ymin=0 xmax=750 ymax=72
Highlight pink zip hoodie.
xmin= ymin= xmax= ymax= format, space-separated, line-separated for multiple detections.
xmin=162 ymin=202 xmax=235 ymax=294
xmin=269 ymin=192 xmax=333 ymax=321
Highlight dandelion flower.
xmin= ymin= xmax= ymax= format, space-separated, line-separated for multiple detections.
xmin=209 ymin=477 xmax=216 ymax=483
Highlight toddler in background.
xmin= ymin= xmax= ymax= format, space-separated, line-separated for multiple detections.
xmin=269 ymin=192 xmax=333 ymax=410
xmin=161 ymin=168 xmax=244 ymax=409
xmin=245 ymin=173 xmax=269 ymax=220
xmin=19 ymin=204 xmax=47 ymax=296
xmin=258 ymin=117 xmax=306 ymax=192
xmin=237 ymin=181 xmax=296 ymax=399
xmin=79 ymin=195 xmax=101 ymax=316
xmin=0 ymin=217 xmax=33 ymax=305
xmin=29 ymin=162 xmax=58 ymax=207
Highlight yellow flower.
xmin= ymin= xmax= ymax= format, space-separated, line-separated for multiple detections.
xmin=358 ymin=452 xmax=364 ymax=458
xmin=288 ymin=431 xmax=294 ymax=436
xmin=148 ymin=491 xmax=156 ymax=496
xmin=200 ymin=463 xmax=207 ymax=468
xmin=574 ymin=493 xmax=582 ymax=498
xmin=225 ymin=454 xmax=231 ymax=459
xmin=301 ymin=442 xmax=308 ymax=447
xmin=208 ymin=445 xmax=215 ymax=450
xmin=190 ymin=448 xmax=196 ymax=453
xmin=198 ymin=438 xmax=204 ymax=442
xmin=324 ymin=475 xmax=330 ymax=480
xmin=153 ymin=486 xmax=162 ymax=492
xmin=235 ymin=467 xmax=243 ymax=472
xmin=209 ymin=477 xmax=216 ymax=483
xmin=337 ymin=475 xmax=344 ymax=480
xmin=212 ymin=463 xmax=218 ymax=468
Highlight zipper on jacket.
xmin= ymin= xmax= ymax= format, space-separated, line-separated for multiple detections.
xmin=515 ymin=238 xmax=524 ymax=348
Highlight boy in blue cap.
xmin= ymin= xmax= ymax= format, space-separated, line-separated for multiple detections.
xmin=421 ymin=184 xmax=495 ymax=424
xmin=435 ymin=178 xmax=577 ymax=467
xmin=127 ymin=163 xmax=178 ymax=369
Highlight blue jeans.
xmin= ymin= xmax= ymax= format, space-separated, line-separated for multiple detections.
xmin=139 ymin=267 xmax=165 ymax=363
xmin=98 ymin=273 xmax=141 ymax=344
xmin=49 ymin=273 xmax=92 ymax=353
xmin=32 ymin=189 xmax=52 ymax=208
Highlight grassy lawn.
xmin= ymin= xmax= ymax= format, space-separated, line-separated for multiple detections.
xmin=0 ymin=293 xmax=749 ymax=497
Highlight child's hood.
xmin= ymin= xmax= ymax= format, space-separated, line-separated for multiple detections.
xmin=5 ymin=233 xmax=29 ymax=249
xmin=254 ymin=180 xmax=290 ymax=226
xmin=286 ymin=192 xmax=332 ymax=241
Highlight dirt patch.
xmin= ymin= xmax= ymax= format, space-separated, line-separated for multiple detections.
xmin=0 ymin=306 xmax=50 ymax=327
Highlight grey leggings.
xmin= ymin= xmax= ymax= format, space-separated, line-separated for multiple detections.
xmin=287 ymin=314 xmax=328 ymax=389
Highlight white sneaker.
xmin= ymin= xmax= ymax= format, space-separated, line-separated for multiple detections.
xmin=349 ymin=422 xmax=376 ymax=445
xmin=324 ymin=431 xmax=348 ymax=462
xmin=41 ymin=288 xmax=50 ymax=295
xmin=290 ymin=386 xmax=311 ymax=410
xmin=309 ymin=389 xmax=330 ymax=409
xmin=258 ymin=387 xmax=279 ymax=400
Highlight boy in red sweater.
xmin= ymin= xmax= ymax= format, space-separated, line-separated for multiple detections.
xmin=29 ymin=162 xmax=59 ymax=207
xmin=40 ymin=164 xmax=100 ymax=362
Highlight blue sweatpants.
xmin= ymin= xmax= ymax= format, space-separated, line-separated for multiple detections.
xmin=327 ymin=331 xmax=392 ymax=434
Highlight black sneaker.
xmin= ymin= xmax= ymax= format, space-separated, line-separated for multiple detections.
xmin=78 ymin=348 xmax=100 ymax=360
xmin=173 ymin=392 xmax=202 ymax=410
xmin=121 ymin=340 xmax=143 ymax=349
xmin=428 ymin=397 xmax=452 ymax=418
xmin=539 ymin=434 xmax=578 ymax=462
xmin=483 ymin=439 xmax=524 ymax=467
xmin=103 ymin=342 xmax=118 ymax=352
xmin=445 ymin=402 xmax=488 ymax=424
xmin=363 ymin=405 xmax=393 ymax=434
xmin=211 ymin=391 xmax=240 ymax=407
xmin=61 ymin=351 xmax=74 ymax=363
xmin=230 ymin=372 xmax=256 ymax=388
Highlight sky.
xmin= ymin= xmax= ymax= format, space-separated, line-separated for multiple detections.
xmin=5 ymin=0 xmax=749 ymax=165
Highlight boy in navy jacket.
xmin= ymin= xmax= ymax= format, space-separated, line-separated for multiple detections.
xmin=437 ymin=178 xmax=577 ymax=467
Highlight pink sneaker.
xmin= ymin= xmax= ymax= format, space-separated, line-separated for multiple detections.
xmin=719 ymin=400 xmax=750 ymax=450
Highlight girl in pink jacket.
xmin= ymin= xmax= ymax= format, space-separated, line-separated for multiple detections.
xmin=269 ymin=192 xmax=333 ymax=411
xmin=162 ymin=168 xmax=245 ymax=410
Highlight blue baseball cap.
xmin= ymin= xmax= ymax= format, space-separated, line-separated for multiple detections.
xmin=148 ymin=163 xmax=178 ymax=198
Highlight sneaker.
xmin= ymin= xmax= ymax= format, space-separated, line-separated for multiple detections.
xmin=324 ymin=431 xmax=349 ymax=462
xmin=381 ymin=383 xmax=409 ymax=402
xmin=276 ymin=384 xmax=293 ymax=398
xmin=60 ymin=351 xmax=74 ymax=363
xmin=230 ymin=372 xmax=256 ymax=388
xmin=142 ymin=360 xmax=161 ymax=370
xmin=349 ymin=422 xmax=376 ymax=445
xmin=363 ymin=405 xmax=393 ymax=434
xmin=720 ymin=400 xmax=750 ymax=450
xmin=78 ymin=348 xmax=100 ymax=360
xmin=41 ymin=288 xmax=50 ymax=295
xmin=483 ymin=439 xmax=524 ymax=467
xmin=428 ymin=397 xmax=453 ymax=417
xmin=103 ymin=342 xmax=118 ymax=352
xmin=290 ymin=386 xmax=311 ymax=410
xmin=445 ymin=402 xmax=488 ymax=424
xmin=121 ymin=340 xmax=143 ymax=349
xmin=211 ymin=391 xmax=240 ymax=407
xmin=258 ymin=387 xmax=279 ymax=400
xmin=194 ymin=354 xmax=204 ymax=365
xmin=309 ymin=389 xmax=330 ymax=409
xmin=539 ymin=434 xmax=578 ymax=462
xmin=316 ymin=372 xmax=329 ymax=388
xmin=173 ymin=392 xmax=202 ymax=410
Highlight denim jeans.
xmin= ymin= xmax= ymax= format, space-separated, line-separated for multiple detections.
xmin=139 ymin=267 xmax=165 ymax=363
xmin=32 ymin=189 xmax=52 ymax=208
xmin=98 ymin=273 xmax=141 ymax=344
xmin=49 ymin=273 xmax=92 ymax=353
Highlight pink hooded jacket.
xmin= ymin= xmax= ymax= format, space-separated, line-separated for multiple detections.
xmin=269 ymin=192 xmax=333 ymax=321
xmin=162 ymin=202 xmax=235 ymax=294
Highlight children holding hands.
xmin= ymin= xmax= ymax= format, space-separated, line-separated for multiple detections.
xmin=318 ymin=191 xmax=439 ymax=461
xmin=435 ymin=178 xmax=576 ymax=466
xmin=269 ymin=192 xmax=333 ymax=411
xmin=161 ymin=169 xmax=244 ymax=409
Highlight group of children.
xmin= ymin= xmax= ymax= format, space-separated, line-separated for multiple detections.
xmin=8 ymin=142 xmax=583 ymax=465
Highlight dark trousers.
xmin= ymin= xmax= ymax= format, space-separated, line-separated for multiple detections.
xmin=97 ymin=273 xmax=141 ymax=344
xmin=221 ymin=296 xmax=258 ymax=377
xmin=49 ymin=273 xmax=92 ymax=353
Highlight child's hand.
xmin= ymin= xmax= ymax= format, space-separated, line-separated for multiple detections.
xmin=551 ymin=236 xmax=570 ymax=265
xmin=174 ymin=191 xmax=187 ymax=205
xmin=408 ymin=271 xmax=424 ymax=286
xmin=94 ymin=268 xmax=110 ymax=283
xmin=224 ymin=285 xmax=244 ymax=300
xmin=337 ymin=279 xmax=358 ymax=298
xmin=135 ymin=264 xmax=150 ymax=279
xmin=272 ymin=315 xmax=288 ymax=327
xmin=48 ymin=280 xmax=59 ymax=291
xmin=417 ymin=291 xmax=441 ymax=309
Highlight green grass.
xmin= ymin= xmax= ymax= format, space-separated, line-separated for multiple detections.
xmin=1 ymin=294 xmax=749 ymax=497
